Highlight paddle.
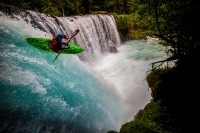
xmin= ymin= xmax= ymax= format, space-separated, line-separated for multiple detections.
xmin=53 ymin=29 xmax=79 ymax=62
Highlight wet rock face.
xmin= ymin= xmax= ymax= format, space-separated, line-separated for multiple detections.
xmin=108 ymin=44 xmax=118 ymax=53
xmin=107 ymin=40 xmax=118 ymax=53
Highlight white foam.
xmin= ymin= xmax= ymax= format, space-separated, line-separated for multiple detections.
xmin=91 ymin=40 xmax=167 ymax=124
xmin=0 ymin=11 xmax=50 ymax=38
xmin=0 ymin=62 xmax=47 ymax=94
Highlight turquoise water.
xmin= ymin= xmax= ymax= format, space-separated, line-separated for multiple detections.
xmin=0 ymin=13 xmax=167 ymax=133
xmin=0 ymin=18 xmax=120 ymax=133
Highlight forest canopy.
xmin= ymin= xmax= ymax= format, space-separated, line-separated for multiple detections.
xmin=0 ymin=0 xmax=141 ymax=16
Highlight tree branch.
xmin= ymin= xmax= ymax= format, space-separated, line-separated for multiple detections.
xmin=152 ymin=56 xmax=178 ymax=69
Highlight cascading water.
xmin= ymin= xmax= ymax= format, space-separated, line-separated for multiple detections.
xmin=0 ymin=11 xmax=167 ymax=133
xmin=23 ymin=10 xmax=120 ymax=61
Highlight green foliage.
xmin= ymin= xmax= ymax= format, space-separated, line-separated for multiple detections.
xmin=119 ymin=100 xmax=178 ymax=133
xmin=113 ymin=14 xmax=134 ymax=40
xmin=113 ymin=11 xmax=157 ymax=41
xmin=120 ymin=119 xmax=160 ymax=133
xmin=145 ymin=65 xmax=199 ymax=132
xmin=0 ymin=0 xmax=145 ymax=16
xmin=41 ymin=1 xmax=61 ymax=16
xmin=0 ymin=3 xmax=20 ymax=13
xmin=146 ymin=68 xmax=175 ymax=102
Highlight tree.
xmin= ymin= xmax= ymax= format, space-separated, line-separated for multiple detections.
xmin=123 ymin=0 xmax=128 ymax=13
xmin=140 ymin=0 xmax=200 ymax=65
xmin=81 ymin=0 xmax=93 ymax=13
xmin=41 ymin=0 xmax=61 ymax=16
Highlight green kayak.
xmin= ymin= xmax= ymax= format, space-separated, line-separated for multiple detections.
xmin=26 ymin=37 xmax=84 ymax=54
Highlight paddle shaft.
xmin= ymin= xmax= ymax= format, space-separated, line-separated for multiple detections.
xmin=53 ymin=30 xmax=79 ymax=62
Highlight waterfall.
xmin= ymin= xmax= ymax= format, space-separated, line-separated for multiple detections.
xmin=0 ymin=10 xmax=166 ymax=133
xmin=0 ymin=10 xmax=123 ymax=133
xmin=20 ymin=10 xmax=121 ymax=61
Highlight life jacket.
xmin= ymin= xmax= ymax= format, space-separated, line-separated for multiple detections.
xmin=50 ymin=36 xmax=59 ymax=49
xmin=49 ymin=34 xmax=69 ymax=50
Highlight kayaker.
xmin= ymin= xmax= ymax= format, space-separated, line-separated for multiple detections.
xmin=49 ymin=34 xmax=70 ymax=53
